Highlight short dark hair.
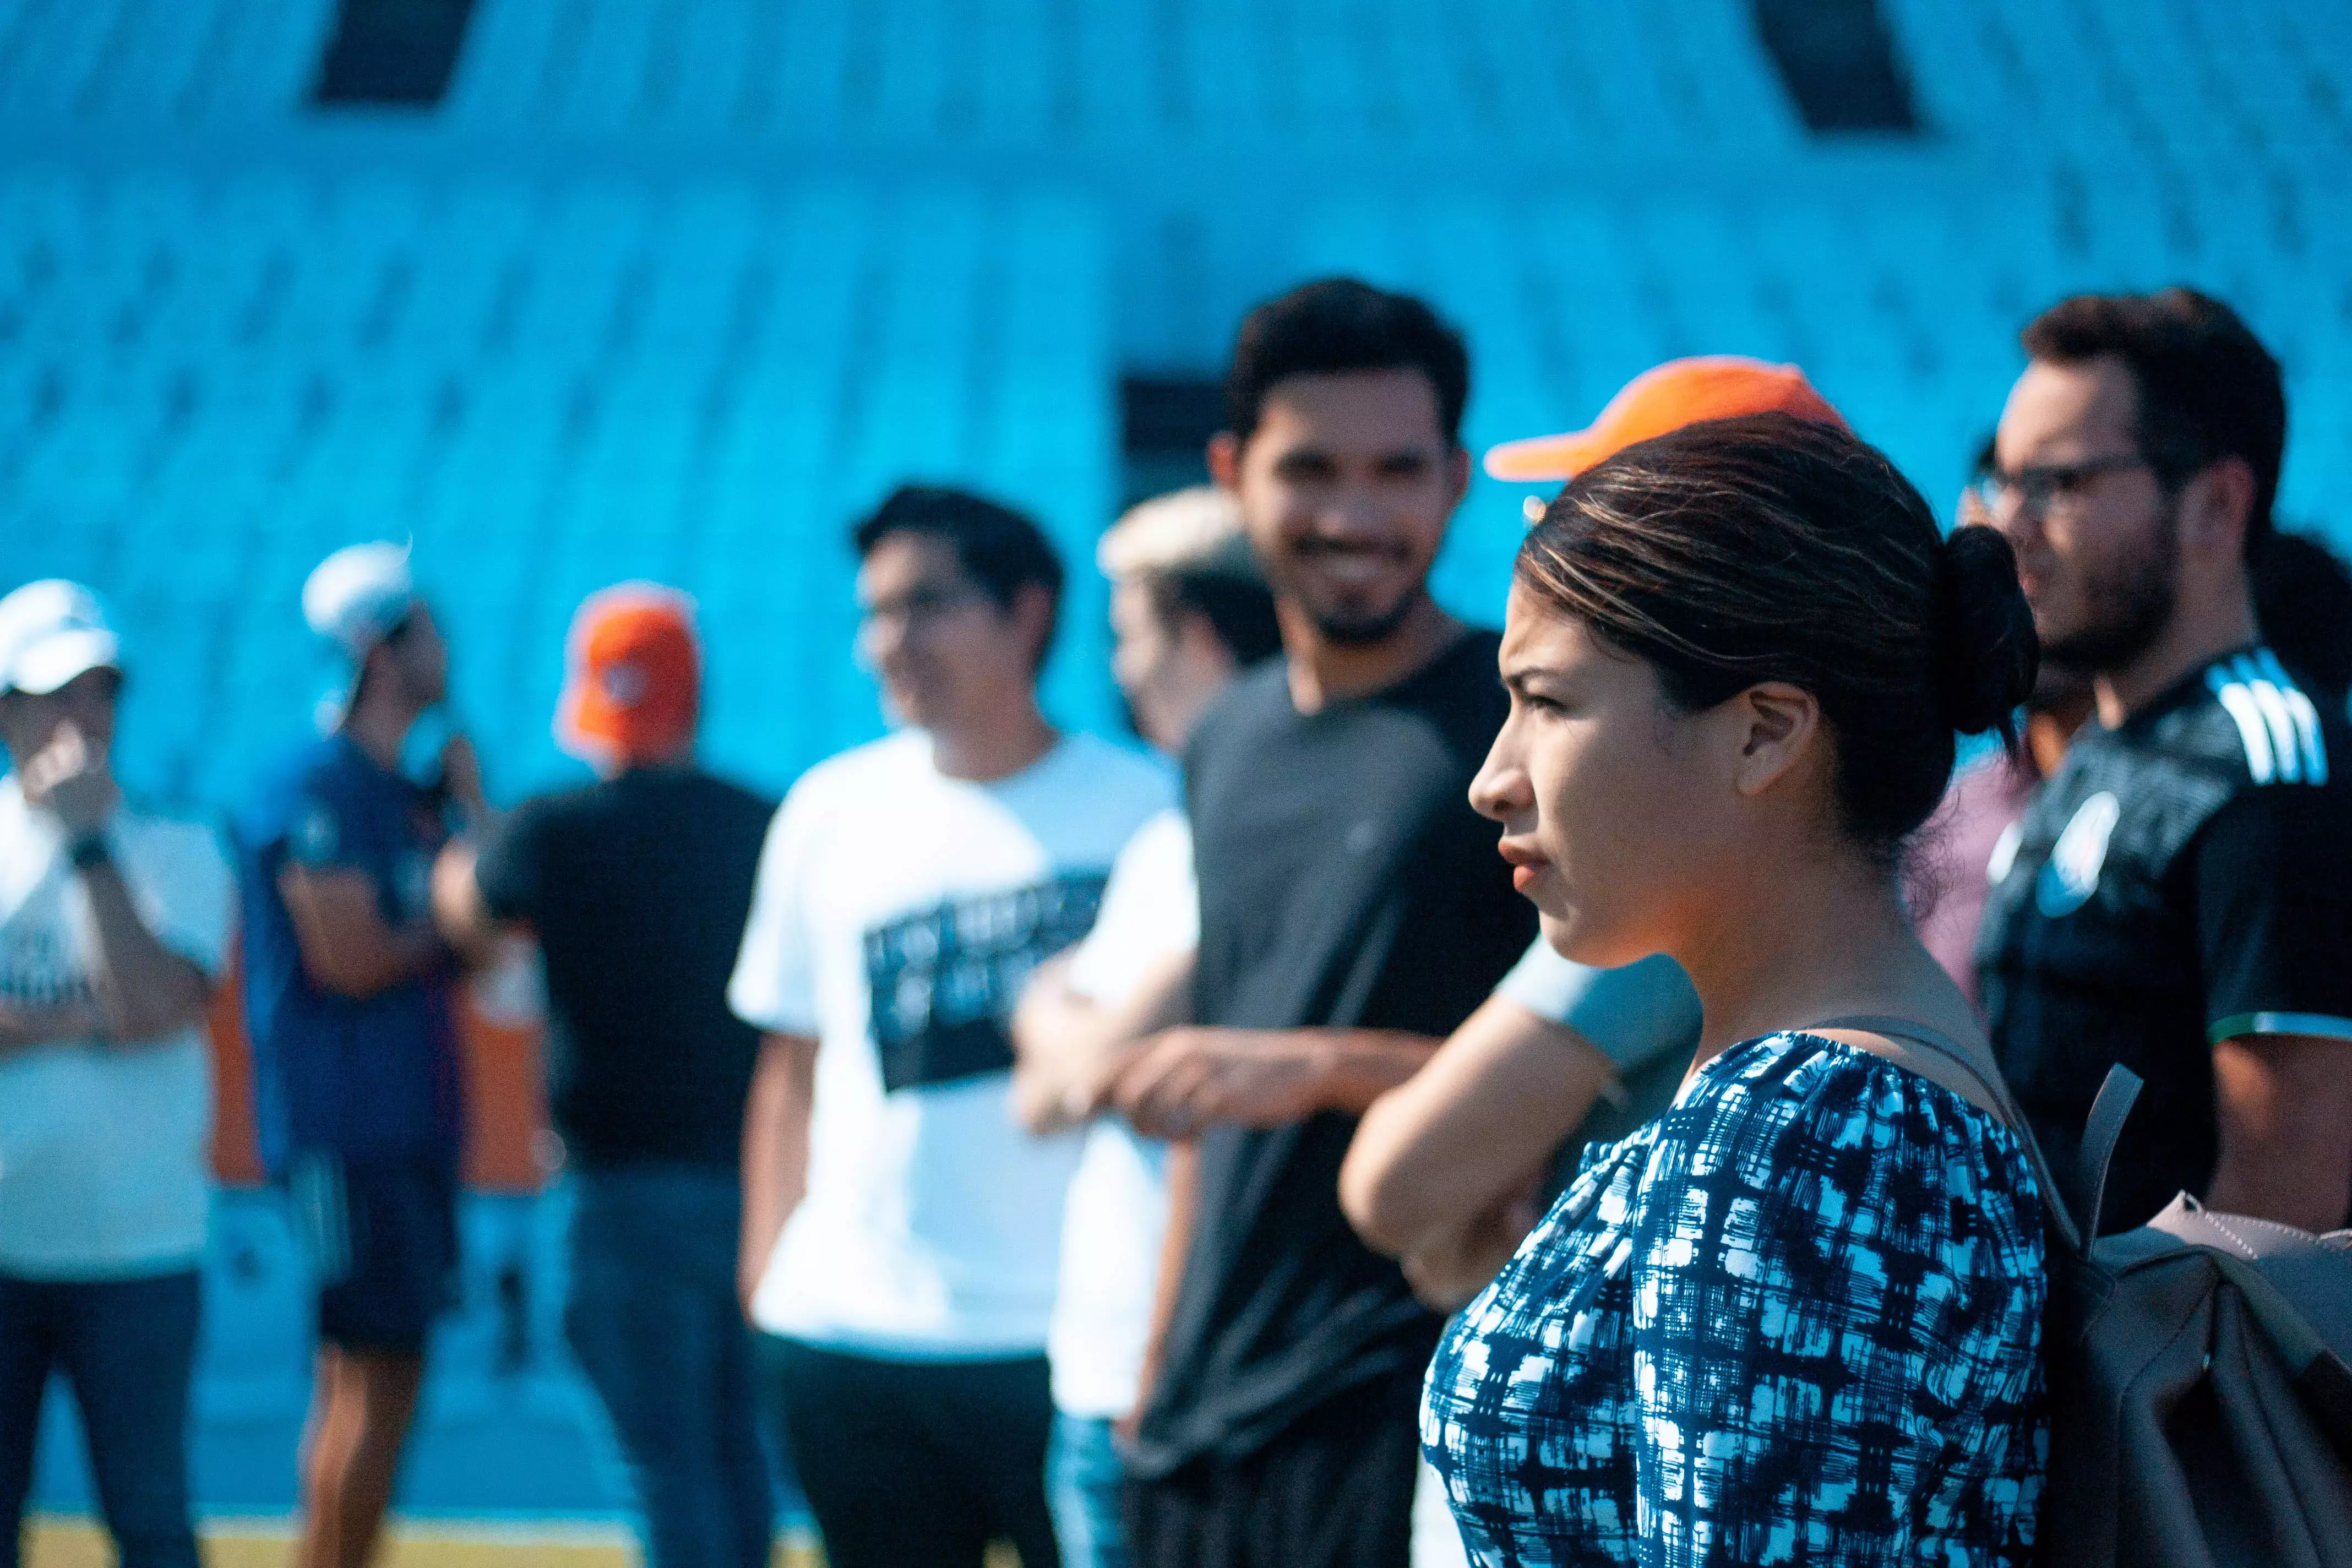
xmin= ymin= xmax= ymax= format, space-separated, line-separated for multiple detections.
xmin=2252 ymin=529 xmax=2352 ymax=706
xmin=1521 ymin=413 xmax=2037 ymax=863
xmin=2021 ymin=287 xmax=2286 ymax=539
xmin=1148 ymin=568 xmax=1283 ymax=667
xmin=1223 ymin=279 xmax=1471 ymax=447
xmin=850 ymin=484 xmax=1066 ymax=668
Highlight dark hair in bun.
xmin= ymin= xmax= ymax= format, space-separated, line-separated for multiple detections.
xmin=1935 ymin=524 xmax=2040 ymax=737
xmin=1517 ymin=412 xmax=2039 ymax=863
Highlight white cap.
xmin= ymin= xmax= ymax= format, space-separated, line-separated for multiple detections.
xmin=0 ymin=579 xmax=122 ymax=695
xmin=1097 ymin=486 xmax=1259 ymax=582
xmin=303 ymin=542 xmax=416 ymax=659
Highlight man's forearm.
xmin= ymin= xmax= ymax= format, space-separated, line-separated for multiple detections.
xmin=1292 ymin=1029 xmax=1447 ymax=1115
xmin=1011 ymin=963 xmax=1111 ymax=1132
xmin=77 ymin=859 xmax=211 ymax=1041
xmin=739 ymin=1033 xmax=816 ymax=1309
xmin=1124 ymin=1139 xmax=1198 ymax=1436
xmin=1114 ymin=1023 xmax=1449 ymax=1139
xmin=343 ymin=923 xmax=449 ymax=998
xmin=2206 ymin=1145 xmax=2352 ymax=1232
xmin=0 ymin=997 xmax=104 ymax=1049
xmin=2209 ymin=1032 xmax=2352 ymax=1231
xmin=1014 ymin=949 xmax=1196 ymax=1133
xmin=1341 ymin=1000 xmax=1615 ymax=1258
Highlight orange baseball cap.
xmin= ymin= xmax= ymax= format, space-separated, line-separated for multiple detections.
xmin=1483 ymin=356 xmax=1848 ymax=483
xmin=555 ymin=583 xmax=701 ymax=766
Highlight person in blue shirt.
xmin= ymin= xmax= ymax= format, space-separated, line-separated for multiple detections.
xmin=235 ymin=543 xmax=488 ymax=1568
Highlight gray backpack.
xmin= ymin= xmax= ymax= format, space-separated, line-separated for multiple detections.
xmin=1819 ymin=1016 xmax=2352 ymax=1566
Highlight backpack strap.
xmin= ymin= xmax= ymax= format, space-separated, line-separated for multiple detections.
xmin=1805 ymin=1012 xmax=2096 ymax=1256
xmin=2076 ymin=1066 xmax=2143 ymax=1243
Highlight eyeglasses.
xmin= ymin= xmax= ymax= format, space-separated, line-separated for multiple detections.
xmin=1969 ymin=453 xmax=2155 ymax=519
xmin=857 ymin=584 xmax=989 ymax=634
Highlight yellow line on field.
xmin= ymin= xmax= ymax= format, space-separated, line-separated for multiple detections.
xmin=29 ymin=1516 xmax=1023 ymax=1567
xmin=26 ymin=1516 xmax=829 ymax=1568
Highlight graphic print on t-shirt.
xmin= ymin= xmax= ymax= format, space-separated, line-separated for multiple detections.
xmin=864 ymin=870 xmax=1110 ymax=1092
xmin=1 ymin=919 xmax=95 ymax=1007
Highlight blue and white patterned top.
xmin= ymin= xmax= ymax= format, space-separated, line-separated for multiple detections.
xmin=1422 ymin=1031 xmax=2046 ymax=1567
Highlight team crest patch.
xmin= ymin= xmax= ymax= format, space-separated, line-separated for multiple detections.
xmin=293 ymin=804 xmax=339 ymax=862
xmin=2036 ymin=791 xmax=2120 ymax=918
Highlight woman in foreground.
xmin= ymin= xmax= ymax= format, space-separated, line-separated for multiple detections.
xmin=1423 ymin=414 xmax=2047 ymax=1565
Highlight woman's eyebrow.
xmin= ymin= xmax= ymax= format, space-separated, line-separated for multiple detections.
xmin=1500 ymin=664 xmax=1566 ymax=695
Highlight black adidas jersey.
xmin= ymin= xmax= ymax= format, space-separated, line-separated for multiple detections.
xmin=1978 ymin=646 xmax=2352 ymax=1234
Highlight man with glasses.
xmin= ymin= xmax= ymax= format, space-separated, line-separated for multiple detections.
xmin=1974 ymin=288 xmax=2352 ymax=1234
xmin=730 ymin=486 xmax=1170 ymax=1568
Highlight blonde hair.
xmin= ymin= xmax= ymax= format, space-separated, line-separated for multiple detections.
xmin=1097 ymin=486 xmax=1259 ymax=584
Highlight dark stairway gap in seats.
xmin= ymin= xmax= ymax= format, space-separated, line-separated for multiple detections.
xmin=1120 ymin=375 xmax=1226 ymax=513
xmin=1749 ymin=0 xmax=1919 ymax=134
xmin=311 ymin=0 xmax=478 ymax=108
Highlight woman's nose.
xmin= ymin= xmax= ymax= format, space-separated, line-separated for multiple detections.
xmin=1468 ymin=739 xmax=1532 ymax=824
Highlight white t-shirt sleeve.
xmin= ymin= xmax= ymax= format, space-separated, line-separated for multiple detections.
xmin=125 ymin=818 xmax=236 ymax=979
xmin=1493 ymin=941 xmax=1702 ymax=1075
xmin=1065 ymin=809 xmax=1196 ymax=1006
xmin=728 ymin=788 xmax=821 ymax=1037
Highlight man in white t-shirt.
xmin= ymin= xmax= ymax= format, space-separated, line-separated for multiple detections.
xmin=0 ymin=581 xmax=233 ymax=1568
xmin=1007 ymin=487 xmax=1280 ymax=1568
xmin=731 ymin=487 xmax=1174 ymax=1568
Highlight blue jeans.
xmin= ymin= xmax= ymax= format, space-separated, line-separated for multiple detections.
xmin=0 ymin=1269 xmax=201 ymax=1568
xmin=565 ymin=1166 xmax=771 ymax=1568
xmin=1049 ymin=1410 xmax=1129 ymax=1568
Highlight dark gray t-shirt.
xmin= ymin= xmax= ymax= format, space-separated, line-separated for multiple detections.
xmin=1131 ymin=631 xmax=1538 ymax=1476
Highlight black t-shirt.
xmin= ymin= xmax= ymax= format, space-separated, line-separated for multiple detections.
xmin=1978 ymin=647 xmax=2352 ymax=1233
xmin=475 ymin=767 xmax=776 ymax=1173
xmin=1131 ymin=630 xmax=1538 ymax=1476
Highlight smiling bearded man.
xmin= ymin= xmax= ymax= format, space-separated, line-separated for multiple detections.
xmin=1110 ymin=280 xmax=1537 ymax=1568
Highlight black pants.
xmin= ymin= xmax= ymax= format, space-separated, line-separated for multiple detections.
xmin=1124 ymin=1371 xmax=1422 ymax=1568
xmin=0 ymin=1270 xmax=202 ymax=1568
xmin=756 ymin=1335 xmax=1060 ymax=1568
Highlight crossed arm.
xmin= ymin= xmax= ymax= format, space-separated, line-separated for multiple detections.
xmin=2207 ymin=1032 xmax=2352 ymax=1232
xmin=1011 ymin=944 xmax=1449 ymax=1138
xmin=0 ymin=856 xmax=211 ymax=1048
xmin=1009 ymin=947 xmax=1195 ymax=1134
xmin=1340 ymin=994 xmax=1618 ymax=1308
xmin=278 ymin=863 xmax=452 ymax=1000
xmin=1015 ymin=944 xmax=1451 ymax=1424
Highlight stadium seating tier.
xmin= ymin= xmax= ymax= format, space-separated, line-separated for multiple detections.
xmin=8 ymin=0 xmax=2352 ymax=1526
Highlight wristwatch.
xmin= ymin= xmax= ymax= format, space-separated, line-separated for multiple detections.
xmin=68 ymin=833 xmax=113 ymax=871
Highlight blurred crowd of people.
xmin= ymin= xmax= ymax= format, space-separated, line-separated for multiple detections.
xmin=3 ymin=275 xmax=2349 ymax=1568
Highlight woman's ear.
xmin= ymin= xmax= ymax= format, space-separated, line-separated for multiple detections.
xmin=1726 ymin=680 xmax=1821 ymax=799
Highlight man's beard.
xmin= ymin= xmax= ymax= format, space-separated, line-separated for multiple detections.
xmin=2039 ymin=507 xmax=2180 ymax=674
xmin=1299 ymin=585 xmax=1429 ymax=648
xmin=2028 ymin=649 xmax=2095 ymax=715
